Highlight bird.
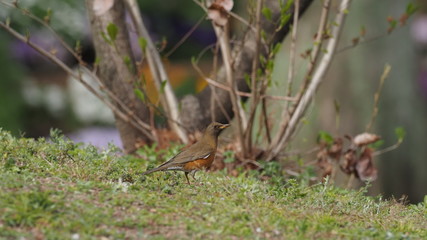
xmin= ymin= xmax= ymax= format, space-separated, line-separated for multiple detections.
xmin=141 ymin=122 xmax=230 ymax=184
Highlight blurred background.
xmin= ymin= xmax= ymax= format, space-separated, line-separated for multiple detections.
xmin=0 ymin=0 xmax=425 ymax=203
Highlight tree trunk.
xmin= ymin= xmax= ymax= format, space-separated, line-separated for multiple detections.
xmin=86 ymin=0 xmax=152 ymax=153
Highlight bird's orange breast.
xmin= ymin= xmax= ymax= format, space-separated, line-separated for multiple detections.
xmin=183 ymin=153 xmax=215 ymax=171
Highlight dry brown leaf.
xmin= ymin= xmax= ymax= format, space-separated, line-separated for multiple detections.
xmin=93 ymin=0 xmax=114 ymax=16
xmin=355 ymin=147 xmax=378 ymax=182
xmin=208 ymin=0 xmax=234 ymax=26
xmin=328 ymin=137 xmax=343 ymax=161
xmin=212 ymin=0 xmax=233 ymax=11
xmin=353 ymin=133 xmax=380 ymax=146
xmin=317 ymin=149 xmax=333 ymax=178
xmin=340 ymin=149 xmax=357 ymax=175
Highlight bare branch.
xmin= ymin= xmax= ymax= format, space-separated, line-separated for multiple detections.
xmin=244 ymin=0 xmax=264 ymax=155
xmin=203 ymin=77 xmax=296 ymax=101
xmin=266 ymin=0 xmax=352 ymax=161
xmin=165 ymin=14 xmax=205 ymax=58
xmin=267 ymin=0 xmax=331 ymax=159
xmin=373 ymin=140 xmax=402 ymax=157
xmin=286 ymin=0 xmax=300 ymax=103
xmin=124 ymin=0 xmax=188 ymax=143
xmin=366 ymin=64 xmax=391 ymax=131
xmin=213 ymin=23 xmax=247 ymax=153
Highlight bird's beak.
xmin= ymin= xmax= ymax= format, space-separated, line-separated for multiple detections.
xmin=219 ymin=124 xmax=230 ymax=129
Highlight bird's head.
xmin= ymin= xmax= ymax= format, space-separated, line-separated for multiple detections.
xmin=205 ymin=122 xmax=230 ymax=137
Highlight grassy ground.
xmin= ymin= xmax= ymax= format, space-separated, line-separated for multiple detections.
xmin=0 ymin=130 xmax=426 ymax=239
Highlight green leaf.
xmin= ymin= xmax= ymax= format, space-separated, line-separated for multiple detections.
xmin=134 ymin=89 xmax=145 ymax=102
xmin=406 ymin=3 xmax=418 ymax=16
xmin=25 ymin=29 xmax=30 ymax=41
xmin=266 ymin=59 xmax=274 ymax=72
xmin=75 ymin=40 xmax=81 ymax=51
xmin=369 ymin=139 xmax=384 ymax=149
xmin=223 ymin=151 xmax=235 ymax=163
xmin=317 ymin=131 xmax=334 ymax=145
xmin=283 ymin=0 xmax=294 ymax=11
xmin=262 ymin=7 xmax=272 ymax=21
xmin=259 ymin=55 xmax=266 ymax=65
xmin=160 ymin=80 xmax=167 ymax=94
xmin=244 ymin=74 xmax=251 ymax=88
xmin=106 ymin=23 xmax=118 ymax=42
xmin=44 ymin=8 xmax=52 ymax=24
xmin=334 ymin=100 xmax=340 ymax=113
xmin=123 ymin=55 xmax=134 ymax=73
xmin=395 ymin=127 xmax=406 ymax=142
xmin=94 ymin=57 xmax=101 ymax=65
xmin=241 ymin=99 xmax=247 ymax=111
xmin=279 ymin=14 xmax=291 ymax=29
xmin=100 ymin=31 xmax=111 ymax=45
xmin=138 ymin=37 xmax=147 ymax=52
xmin=260 ymin=29 xmax=267 ymax=41
xmin=191 ymin=56 xmax=197 ymax=65
xmin=272 ymin=43 xmax=282 ymax=55
xmin=389 ymin=19 xmax=397 ymax=29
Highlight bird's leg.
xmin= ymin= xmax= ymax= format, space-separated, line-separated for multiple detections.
xmin=184 ymin=172 xmax=191 ymax=185
xmin=191 ymin=170 xmax=197 ymax=181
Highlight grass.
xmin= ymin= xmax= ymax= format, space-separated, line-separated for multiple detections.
xmin=0 ymin=129 xmax=426 ymax=239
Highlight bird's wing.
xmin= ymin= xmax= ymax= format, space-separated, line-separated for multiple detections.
xmin=160 ymin=143 xmax=214 ymax=166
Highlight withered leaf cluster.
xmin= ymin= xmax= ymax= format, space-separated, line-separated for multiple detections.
xmin=317 ymin=132 xmax=380 ymax=182
xmin=207 ymin=0 xmax=234 ymax=26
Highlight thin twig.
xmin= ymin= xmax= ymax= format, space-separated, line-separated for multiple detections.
xmin=244 ymin=0 xmax=264 ymax=155
xmin=266 ymin=0 xmax=352 ymax=161
xmin=228 ymin=11 xmax=256 ymax=32
xmin=204 ymin=77 xmax=296 ymax=101
xmin=165 ymin=14 xmax=206 ymax=58
xmin=373 ymin=140 xmax=402 ymax=157
xmin=366 ymin=64 xmax=391 ymax=132
xmin=261 ymin=98 xmax=271 ymax=143
xmin=191 ymin=56 xmax=232 ymax=123
xmin=125 ymin=0 xmax=188 ymax=143
xmin=210 ymin=40 xmax=219 ymax=123
xmin=0 ymin=1 xmax=84 ymax=66
xmin=336 ymin=33 xmax=387 ymax=54
xmin=285 ymin=0 xmax=300 ymax=107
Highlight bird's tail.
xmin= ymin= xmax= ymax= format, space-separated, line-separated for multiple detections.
xmin=141 ymin=167 xmax=161 ymax=176
xmin=141 ymin=164 xmax=171 ymax=176
xmin=141 ymin=163 xmax=185 ymax=176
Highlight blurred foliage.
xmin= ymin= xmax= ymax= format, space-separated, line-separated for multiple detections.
xmin=0 ymin=34 xmax=26 ymax=135
xmin=1 ymin=0 xmax=86 ymax=41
